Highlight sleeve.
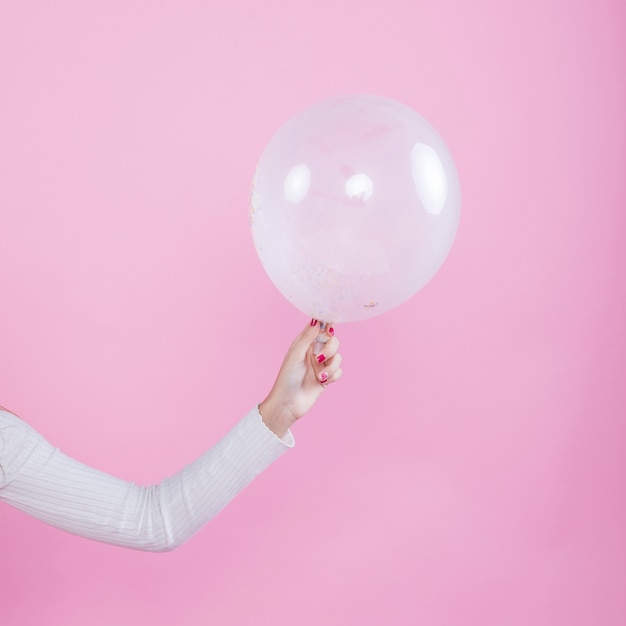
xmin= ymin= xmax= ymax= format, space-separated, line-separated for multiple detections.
xmin=0 ymin=408 xmax=294 ymax=552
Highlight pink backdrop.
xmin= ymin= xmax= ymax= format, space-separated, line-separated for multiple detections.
xmin=1 ymin=1 xmax=625 ymax=625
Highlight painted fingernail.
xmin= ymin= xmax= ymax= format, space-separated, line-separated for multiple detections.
xmin=317 ymin=354 xmax=326 ymax=364
xmin=310 ymin=318 xmax=318 ymax=326
xmin=328 ymin=327 xmax=335 ymax=336
xmin=319 ymin=372 xmax=328 ymax=383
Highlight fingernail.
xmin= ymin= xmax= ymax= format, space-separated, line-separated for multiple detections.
xmin=328 ymin=327 xmax=335 ymax=336
xmin=319 ymin=372 xmax=328 ymax=383
xmin=317 ymin=354 xmax=326 ymax=364
xmin=310 ymin=318 xmax=318 ymax=326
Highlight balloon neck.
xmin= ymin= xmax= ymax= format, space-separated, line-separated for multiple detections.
xmin=313 ymin=321 xmax=331 ymax=356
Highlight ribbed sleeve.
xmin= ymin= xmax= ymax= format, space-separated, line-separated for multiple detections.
xmin=0 ymin=408 xmax=293 ymax=551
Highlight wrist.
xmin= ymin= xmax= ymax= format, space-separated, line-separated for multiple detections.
xmin=258 ymin=395 xmax=297 ymax=439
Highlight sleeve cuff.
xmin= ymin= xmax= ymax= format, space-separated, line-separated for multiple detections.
xmin=252 ymin=405 xmax=295 ymax=449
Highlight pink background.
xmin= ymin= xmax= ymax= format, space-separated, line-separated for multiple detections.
xmin=1 ymin=1 xmax=625 ymax=625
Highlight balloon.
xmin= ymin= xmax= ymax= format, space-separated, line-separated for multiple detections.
xmin=250 ymin=94 xmax=461 ymax=323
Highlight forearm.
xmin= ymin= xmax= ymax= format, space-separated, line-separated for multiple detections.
xmin=157 ymin=407 xmax=293 ymax=550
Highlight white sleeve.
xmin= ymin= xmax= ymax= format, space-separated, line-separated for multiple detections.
xmin=0 ymin=408 xmax=294 ymax=552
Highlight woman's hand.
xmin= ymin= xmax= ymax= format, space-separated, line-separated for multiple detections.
xmin=259 ymin=320 xmax=343 ymax=438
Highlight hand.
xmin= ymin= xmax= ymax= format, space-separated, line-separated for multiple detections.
xmin=259 ymin=320 xmax=343 ymax=438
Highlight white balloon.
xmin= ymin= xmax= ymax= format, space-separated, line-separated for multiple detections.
xmin=251 ymin=94 xmax=461 ymax=323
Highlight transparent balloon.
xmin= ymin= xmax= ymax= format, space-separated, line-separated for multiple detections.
xmin=250 ymin=94 xmax=461 ymax=323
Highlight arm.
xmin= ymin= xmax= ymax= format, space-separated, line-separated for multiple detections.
xmin=0 ymin=321 xmax=342 ymax=552
xmin=0 ymin=406 xmax=289 ymax=551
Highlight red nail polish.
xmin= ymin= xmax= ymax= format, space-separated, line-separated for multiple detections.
xmin=310 ymin=318 xmax=318 ymax=326
xmin=320 ymin=372 xmax=328 ymax=383
xmin=317 ymin=354 xmax=326 ymax=364
xmin=328 ymin=327 xmax=335 ymax=336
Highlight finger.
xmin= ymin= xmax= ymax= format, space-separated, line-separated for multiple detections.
xmin=294 ymin=319 xmax=326 ymax=348
xmin=311 ymin=336 xmax=339 ymax=365
xmin=320 ymin=352 xmax=342 ymax=376
xmin=328 ymin=368 xmax=343 ymax=384
xmin=320 ymin=367 xmax=343 ymax=386
xmin=316 ymin=353 xmax=342 ymax=384
xmin=287 ymin=320 xmax=323 ymax=359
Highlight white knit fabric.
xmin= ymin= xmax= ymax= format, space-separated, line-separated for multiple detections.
xmin=0 ymin=408 xmax=293 ymax=551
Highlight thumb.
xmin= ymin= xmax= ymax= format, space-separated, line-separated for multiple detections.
xmin=296 ymin=319 xmax=335 ymax=356
xmin=287 ymin=320 xmax=318 ymax=356
xmin=298 ymin=319 xmax=324 ymax=342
